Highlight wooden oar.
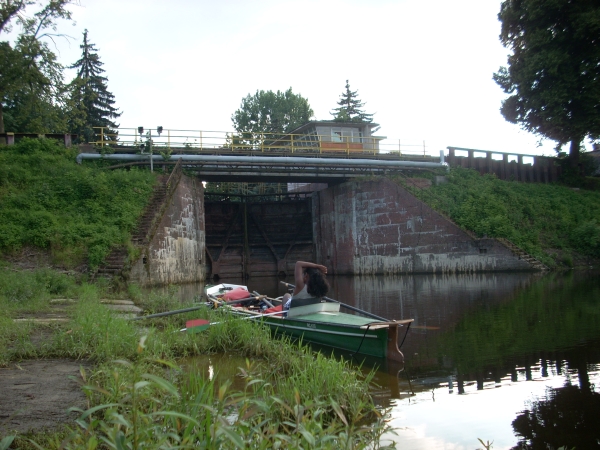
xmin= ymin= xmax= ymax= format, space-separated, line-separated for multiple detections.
xmin=182 ymin=310 xmax=285 ymax=333
xmin=129 ymin=305 xmax=207 ymax=321
xmin=279 ymin=281 xmax=390 ymax=322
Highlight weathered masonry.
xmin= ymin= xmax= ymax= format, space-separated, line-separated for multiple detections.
xmin=313 ymin=178 xmax=531 ymax=275
xmin=127 ymin=175 xmax=535 ymax=285
xmin=129 ymin=173 xmax=206 ymax=285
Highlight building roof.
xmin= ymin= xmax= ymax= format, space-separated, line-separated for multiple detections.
xmin=285 ymin=120 xmax=380 ymax=135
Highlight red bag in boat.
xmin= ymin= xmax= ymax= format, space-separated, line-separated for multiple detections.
xmin=223 ymin=287 xmax=250 ymax=301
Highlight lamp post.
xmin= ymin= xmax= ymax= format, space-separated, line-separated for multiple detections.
xmin=138 ymin=126 xmax=163 ymax=172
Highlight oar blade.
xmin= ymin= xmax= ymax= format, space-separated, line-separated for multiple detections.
xmin=186 ymin=319 xmax=210 ymax=334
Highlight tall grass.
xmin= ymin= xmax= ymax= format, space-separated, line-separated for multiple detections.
xmin=21 ymin=337 xmax=393 ymax=450
xmin=0 ymin=138 xmax=156 ymax=268
xmin=0 ymin=268 xmax=80 ymax=364
xmin=1 ymin=269 xmax=390 ymax=447
xmin=396 ymin=167 xmax=600 ymax=266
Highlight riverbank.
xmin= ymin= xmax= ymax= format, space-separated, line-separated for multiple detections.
xmin=0 ymin=268 xmax=389 ymax=449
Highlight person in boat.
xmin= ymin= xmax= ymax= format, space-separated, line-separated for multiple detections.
xmin=282 ymin=261 xmax=329 ymax=311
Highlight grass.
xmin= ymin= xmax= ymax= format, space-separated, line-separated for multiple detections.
xmin=0 ymin=138 xmax=156 ymax=269
xmin=0 ymin=268 xmax=392 ymax=449
xmin=394 ymin=167 xmax=600 ymax=267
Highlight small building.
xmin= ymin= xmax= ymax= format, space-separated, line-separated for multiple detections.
xmin=274 ymin=120 xmax=385 ymax=154
xmin=284 ymin=121 xmax=385 ymax=194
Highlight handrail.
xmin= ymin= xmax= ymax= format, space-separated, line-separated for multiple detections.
xmin=90 ymin=126 xmax=431 ymax=157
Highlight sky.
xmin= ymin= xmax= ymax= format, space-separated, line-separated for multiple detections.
xmin=26 ymin=0 xmax=569 ymax=156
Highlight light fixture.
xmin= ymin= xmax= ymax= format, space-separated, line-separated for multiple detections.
xmin=138 ymin=126 xmax=144 ymax=135
xmin=157 ymin=126 xmax=163 ymax=135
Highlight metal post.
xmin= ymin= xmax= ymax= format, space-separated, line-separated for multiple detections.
xmin=199 ymin=131 xmax=202 ymax=151
xmin=423 ymin=140 xmax=426 ymax=156
xmin=291 ymin=134 xmax=294 ymax=154
xmin=147 ymin=131 xmax=153 ymax=172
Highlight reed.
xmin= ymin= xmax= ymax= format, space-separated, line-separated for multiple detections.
xmin=1 ymin=268 xmax=392 ymax=448
xmin=14 ymin=336 xmax=393 ymax=449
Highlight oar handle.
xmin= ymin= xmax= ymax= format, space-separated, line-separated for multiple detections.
xmin=279 ymin=281 xmax=390 ymax=322
xmin=129 ymin=305 xmax=205 ymax=321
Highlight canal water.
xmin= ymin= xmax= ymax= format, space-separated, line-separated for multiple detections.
xmin=171 ymin=271 xmax=600 ymax=449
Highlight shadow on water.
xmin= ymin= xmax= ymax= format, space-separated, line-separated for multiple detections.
xmin=158 ymin=271 xmax=600 ymax=449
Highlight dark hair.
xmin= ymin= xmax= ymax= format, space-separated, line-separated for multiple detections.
xmin=304 ymin=267 xmax=329 ymax=298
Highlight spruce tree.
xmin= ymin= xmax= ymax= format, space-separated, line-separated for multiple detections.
xmin=330 ymin=80 xmax=373 ymax=123
xmin=68 ymin=29 xmax=121 ymax=143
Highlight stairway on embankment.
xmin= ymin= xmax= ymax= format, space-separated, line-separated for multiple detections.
xmin=495 ymin=237 xmax=549 ymax=271
xmin=94 ymin=160 xmax=183 ymax=280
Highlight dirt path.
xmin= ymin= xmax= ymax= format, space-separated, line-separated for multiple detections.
xmin=0 ymin=299 xmax=141 ymax=437
xmin=0 ymin=359 xmax=91 ymax=435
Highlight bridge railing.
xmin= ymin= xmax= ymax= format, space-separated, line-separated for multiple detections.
xmin=91 ymin=127 xmax=432 ymax=157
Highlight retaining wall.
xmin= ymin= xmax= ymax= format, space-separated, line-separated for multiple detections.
xmin=130 ymin=175 xmax=206 ymax=285
xmin=314 ymin=178 xmax=532 ymax=275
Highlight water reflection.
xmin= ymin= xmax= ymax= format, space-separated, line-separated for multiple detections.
xmin=161 ymin=271 xmax=600 ymax=449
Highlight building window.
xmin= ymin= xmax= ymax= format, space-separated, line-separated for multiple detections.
xmin=332 ymin=130 xmax=343 ymax=142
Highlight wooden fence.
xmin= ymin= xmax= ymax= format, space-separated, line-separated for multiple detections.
xmin=447 ymin=147 xmax=560 ymax=183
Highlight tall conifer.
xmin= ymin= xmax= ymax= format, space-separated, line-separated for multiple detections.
xmin=68 ymin=29 xmax=120 ymax=143
xmin=330 ymin=80 xmax=373 ymax=123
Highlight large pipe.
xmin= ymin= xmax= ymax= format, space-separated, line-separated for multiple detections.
xmin=76 ymin=152 xmax=448 ymax=170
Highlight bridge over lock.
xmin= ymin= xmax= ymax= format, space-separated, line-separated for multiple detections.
xmin=73 ymin=127 xmax=548 ymax=284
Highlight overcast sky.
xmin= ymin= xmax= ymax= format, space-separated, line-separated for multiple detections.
xmin=45 ymin=0 xmax=563 ymax=156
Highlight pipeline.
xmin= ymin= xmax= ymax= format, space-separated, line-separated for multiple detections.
xmin=76 ymin=152 xmax=448 ymax=170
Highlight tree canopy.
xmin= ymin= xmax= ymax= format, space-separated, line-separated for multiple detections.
xmin=231 ymin=88 xmax=313 ymax=144
xmin=68 ymin=29 xmax=121 ymax=143
xmin=330 ymin=80 xmax=373 ymax=123
xmin=0 ymin=0 xmax=76 ymax=136
xmin=494 ymin=0 xmax=600 ymax=165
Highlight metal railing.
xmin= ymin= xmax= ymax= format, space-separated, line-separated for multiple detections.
xmin=92 ymin=127 xmax=431 ymax=157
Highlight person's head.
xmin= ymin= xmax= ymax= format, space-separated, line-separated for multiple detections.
xmin=303 ymin=267 xmax=329 ymax=298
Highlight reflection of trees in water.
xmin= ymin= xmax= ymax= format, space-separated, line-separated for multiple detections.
xmin=510 ymin=349 xmax=600 ymax=449
xmin=511 ymin=378 xmax=600 ymax=450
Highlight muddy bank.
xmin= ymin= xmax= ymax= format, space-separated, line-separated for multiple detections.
xmin=0 ymin=359 xmax=90 ymax=435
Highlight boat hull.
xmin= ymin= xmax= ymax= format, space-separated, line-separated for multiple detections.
xmin=231 ymin=310 xmax=405 ymax=362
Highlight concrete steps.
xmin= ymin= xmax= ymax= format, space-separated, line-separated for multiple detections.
xmin=93 ymin=175 xmax=172 ymax=280
xmin=496 ymin=238 xmax=549 ymax=271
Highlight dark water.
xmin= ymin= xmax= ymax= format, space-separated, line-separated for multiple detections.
xmin=170 ymin=271 xmax=600 ymax=450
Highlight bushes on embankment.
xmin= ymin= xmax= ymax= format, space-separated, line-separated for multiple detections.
xmin=398 ymin=167 xmax=600 ymax=267
xmin=0 ymin=139 xmax=156 ymax=269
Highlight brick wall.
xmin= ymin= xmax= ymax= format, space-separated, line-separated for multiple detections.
xmin=314 ymin=178 xmax=532 ymax=275
xmin=129 ymin=175 xmax=206 ymax=285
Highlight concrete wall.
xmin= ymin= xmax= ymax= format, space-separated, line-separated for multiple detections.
xmin=314 ymin=178 xmax=532 ymax=275
xmin=130 ymin=175 xmax=205 ymax=285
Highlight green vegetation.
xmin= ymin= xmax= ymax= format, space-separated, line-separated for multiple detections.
xmin=0 ymin=138 xmax=156 ymax=269
xmin=494 ymin=0 xmax=600 ymax=165
xmin=397 ymin=167 xmax=600 ymax=267
xmin=0 ymin=1 xmax=120 ymax=142
xmin=0 ymin=269 xmax=390 ymax=449
xmin=67 ymin=29 xmax=121 ymax=143
xmin=0 ymin=1 xmax=77 ymax=136
xmin=330 ymin=80 xmax=374 ymax=123
xmin=231 ymin=88 xmax=313 ymax=146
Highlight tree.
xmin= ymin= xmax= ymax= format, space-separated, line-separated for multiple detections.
xmin=0 ymin=0 xmax=75 ymax=136
xmin=67 ymin=29 xmax=121 ymax=143
xmin=494 ymin=0 xmax=600 ymax=167
xmin=330 ymin=80 xmax=373 ymax=123
xmin=231 ymin=88 xmax=313 ymax=146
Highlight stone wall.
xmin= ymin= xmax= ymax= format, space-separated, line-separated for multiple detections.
xmin=314 ymin=178 xmax=532 ymax=275
xmin=130 ymin=175 xmax=205 ymax=285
